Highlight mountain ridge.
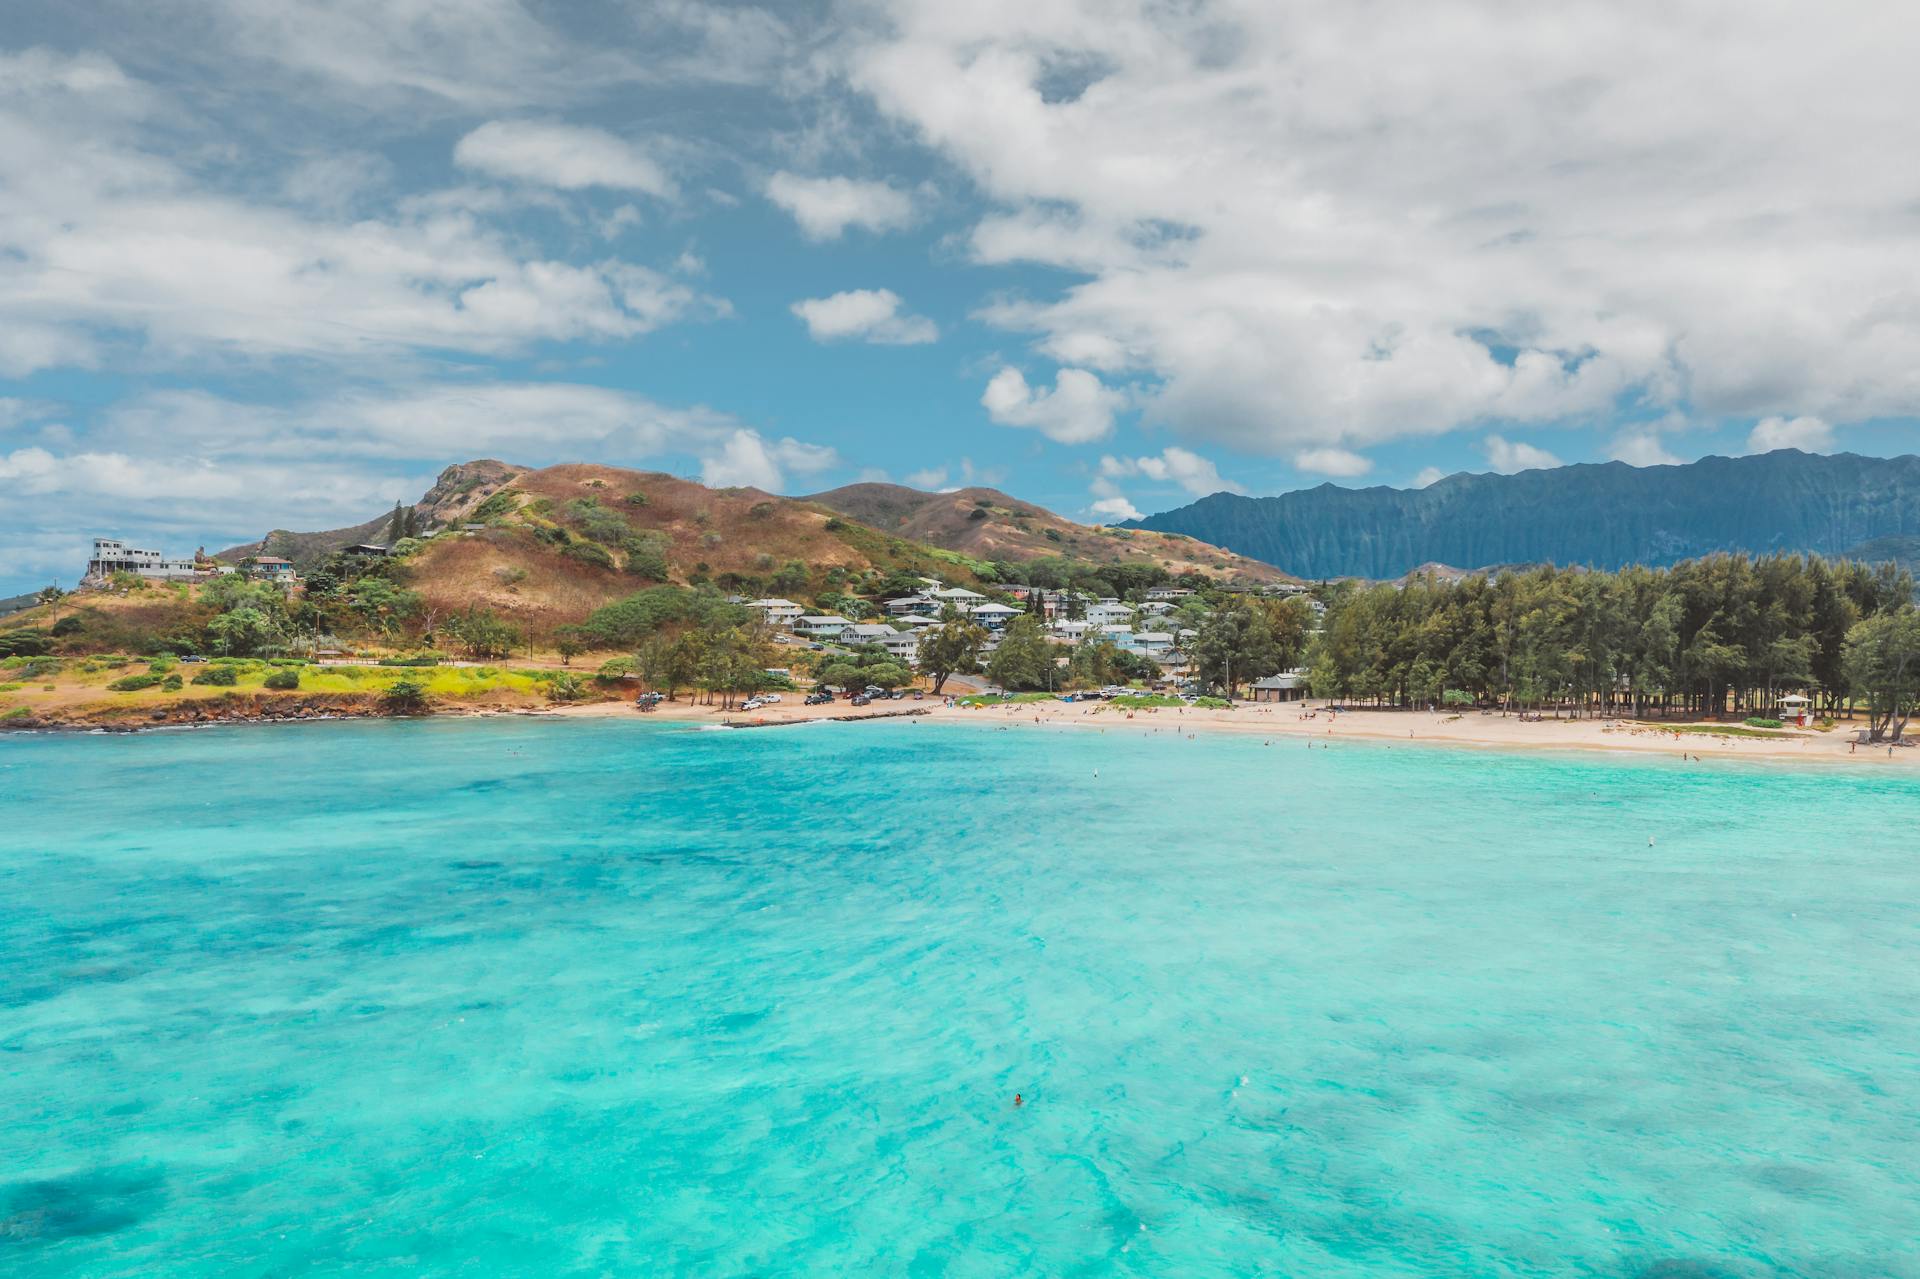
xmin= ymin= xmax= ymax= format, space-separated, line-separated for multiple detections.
xmin=1124 ymin=449 xmax=1920 ymax=578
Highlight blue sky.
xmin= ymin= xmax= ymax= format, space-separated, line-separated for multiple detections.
xmin=4 ymin=1 xmax=1920 ymax=594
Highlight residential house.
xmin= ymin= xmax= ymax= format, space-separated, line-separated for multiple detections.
xmin=1086 ymin=602 xmax=1136 ymax=628
xmin=747 ymin=598 xmax=805 ymax=628
xmin=965 ymin=602 xmax=1022 ymax=630
xmin=842 ymin=624 xmax=922 ymax=665
xmin=934 ymin=587 xmax=987 ymax=605
xmin=1144 ymin=586 xmax=1194 ymax=601
xmin=884 ymin=594 xmax=939 ymax=617
xmin=246 ymin=556 xmax=298 ymax=586
xmin=1124 ymin=631 xmax=1176 ymax=661
xmin=793 ymin=615 xmax=852 ymax=640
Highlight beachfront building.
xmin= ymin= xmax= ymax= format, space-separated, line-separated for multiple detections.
xmin=1250 ymin=673 xmax=1308 ymax=702
xmin=747 ymin=598 xmax=805 ymax=628
xmin=1124 ymin=631 xmax=1177 ymax=662
xmin=83 ymin=537 xmax=202 ymax=584
xmin=793 ymin=615 xmax=852 ymax=640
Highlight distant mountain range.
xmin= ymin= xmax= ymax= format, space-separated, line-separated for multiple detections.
xmin=1123 ymin=450 xmax=1920 ymax=579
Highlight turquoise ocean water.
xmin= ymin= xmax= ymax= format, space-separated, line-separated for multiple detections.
xmin=2 ymin=717 xmax=1917 ymax=1277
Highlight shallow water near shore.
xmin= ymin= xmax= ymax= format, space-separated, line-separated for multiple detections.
xmin=3 ymin=718 xmax=1917 ymax=1276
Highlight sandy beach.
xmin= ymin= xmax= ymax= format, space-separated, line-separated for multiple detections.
xmin=542 ymin=695 xmax=1918 ymax=767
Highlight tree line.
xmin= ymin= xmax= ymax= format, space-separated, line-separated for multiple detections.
xmin=1294 ymin=555 xmax=1917 ymax=735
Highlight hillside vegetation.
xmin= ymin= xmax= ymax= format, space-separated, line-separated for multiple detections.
xmin=807 ymin=482 xmax=1291 ymax=582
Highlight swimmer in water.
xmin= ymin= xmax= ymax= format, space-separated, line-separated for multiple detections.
xmin=1013 ymin=1093 xmax=1024 ymax=1107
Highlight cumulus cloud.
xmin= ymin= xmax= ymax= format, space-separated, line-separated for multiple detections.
xmin=1088 ymin=495 xmax=1143 ymax=523
xmin=765 ymin=172 xmax=915 ymax=240
xmin=1747 ymin=415 xmax=1834 ymax=453
xmin=1482 ymin=435 xmax=1564 ymax=473
xmin=1412 ymin=466 xmax=1448 ymax=489
xmin=847 ymin=3 xmax=1920 ymax=453
xmin=700 ymin=430 xmax=840 ymax=490
xmin=1098 ymin=446 xmax=1240 ymax=496
xmin=791 ymin=289 xmax=937 ymax=344
xmin=1293 ymin=448 xmax=1374 ymax=478
xmin=982 ymin=367 xmax=1122 ymax=444
xmin=904 ymin=465 xmax=949 ymax=489
xmin=1609 ymin=428 xmax=1684 ymax=467
xmin=0 ymin=50 xmax=723 ymax=376
xmin=454 ymin=120 xmax=674 ymax=196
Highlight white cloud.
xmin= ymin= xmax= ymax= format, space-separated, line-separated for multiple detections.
xmin=1482 ymin=435 xmax=1564 ymax=473
xmin=982 ymin=367 xmax=1122 ymax=444
xmin=791 ymin=289 xmax=938 ymax=345
xmin=1088 ymin=495 xmax=1143 ymax=523
xmin=904 ymin=465 xmax=949 ymax=489
xmin=1747 ymin=415 xmax=1834 ymax=453
xmin=847 ymin=4 xmax=1920 ymax=453
xmin=1293 ymin=447 xmax=1374 ymax=478
xmin=701 ymin=430 xmax=841 ymax=491
xmin=1412 ymin=466 xmax=1447 ymax=489
xmin=765 ymin=172 xmax=915 ymax=240
xmin=0 ymin=51 xmax=723 ymax=376
xmin=1608 ymin=428 xmax=1684 ymax=467
xmin=454 ymin=120 xmax=674 ymax=196
xmin=1098 ymin=446 xmax=1240 ymax=496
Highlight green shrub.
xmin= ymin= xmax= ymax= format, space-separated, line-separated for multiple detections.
xmin=624 ymin=492 xmax=649 ymax=506
xmin=1442 ymin=688 xmax=1475 ymax=706
xmin=383 ymin=677 xmax=430 ymax=712
xmin=0 ymin=629 xmax=52 ymax=658
xmin=108 ymin=673 xmax=165 ymax=692
xmin=544 ymin=672 xmax=589 ymax=701
xmin=595 ymin=657 xmax=638 ymax=682
xmin=263 ymin=669 xmax=300 ymax=690
xmin=191 ymin=666 xmax=239 ymax=686
xmin=1744 ymin=716 xmax=1783 ymax=729
xmin=471 ymin=490 xmax=521 ymax=520
xmin=0 ymin=683 xmax=20 ymax=693
xmin=562 ymin=541 xmax=616 ymax=570
xmin=1 ymin=706 xmax=29 ymax=721
xmin=148 ymin=657 xmax=177 ymax=674
xmin=161 ymin=674 xmax=183 ymax=691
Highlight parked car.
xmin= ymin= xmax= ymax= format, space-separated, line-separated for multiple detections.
xmin=809 ymin=643 xmax=824 ymax=651
xmin=850 ymin=694 xmax=871 ymax=706
xmin=911 ymin=690 xmax=924 ymax=700
xmin=759 ymin=694 xmax=782 ymax=704
xmin=804 ymin=692 xmax=833 ymax=706
xmin=179 ymin=655 xmax=208 ymax=663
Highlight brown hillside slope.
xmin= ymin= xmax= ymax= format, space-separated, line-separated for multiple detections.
xmin=805 ymin=482 xmax=1293 ymax=582
xmin=217 ymin=459 xmax=524 ymax=568
xmin=401 ymin=463 xmax=1004 ymax=640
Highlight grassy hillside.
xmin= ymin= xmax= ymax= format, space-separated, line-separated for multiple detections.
xmin=14 ymin=461 xmax=1281 ymax=659
xmin=806 ymin=482 xmax=1292 ymax=582
xmin=398 ymin=463 xmax=1007 ymax=641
